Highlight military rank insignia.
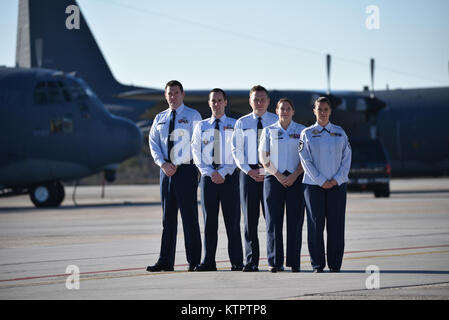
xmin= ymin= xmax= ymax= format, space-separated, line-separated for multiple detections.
xmin=299 ymin=140 xmax=304 ymax=152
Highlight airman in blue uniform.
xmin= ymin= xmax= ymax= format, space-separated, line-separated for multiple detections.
xmin=299 ymin=97 xmax=351 ymax=273
xmin=231 ymin=85 xmax=278 ymax=272
xmin=191 ymin=88 xmax=243 ymax=271
xmin=259 ymin=98 xmax=306 ymax=273
xmin=147 ymin=80 xmax=202 ymax=272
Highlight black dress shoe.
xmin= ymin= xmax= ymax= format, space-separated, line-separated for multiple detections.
xmin=291 ymin=267 xmax=300 ymax=273
xmin=231 ymin=265 xmax=243 ymax=271
xmin=329 ymin=269 xmax=340 ymax=273
xmin=242 ymin=264 xmax=259 ymax=272
xmin=195 ymin=263 xmax=217 ymax=271
xmin=269 ymin=266 xmax=277 ymax=273
xmin=313 ymin=268 xmax=324 ymax=273
xmin=146 ymin=264 xmax=174 ymax=272
xmin=188 ymin=264 xmax=197 ymax=272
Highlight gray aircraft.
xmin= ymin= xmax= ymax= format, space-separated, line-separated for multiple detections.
xmin=0 ymin=67 xmax=142 ymax=207
xmin=13 ymin=0 xmax=449 ymax=177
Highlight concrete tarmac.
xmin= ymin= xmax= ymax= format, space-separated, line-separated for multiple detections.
xmin=0 ymin=178 xmax=448 ymax=300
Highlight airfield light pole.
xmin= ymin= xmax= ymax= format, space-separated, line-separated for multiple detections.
xmin=326 ymin=54 xmax=331 ymax=95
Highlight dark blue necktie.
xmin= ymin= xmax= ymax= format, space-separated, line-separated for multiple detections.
xmin=212 ymin=119 xmax=220 ymax=169
xmin=257 ymin=117 xmax=263 ymax=163
xmin=167 ymin=109 xmax=176 ymax=162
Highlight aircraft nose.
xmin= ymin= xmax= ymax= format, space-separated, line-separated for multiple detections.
xmin=107 ymin=117 xmax=143 ymax=163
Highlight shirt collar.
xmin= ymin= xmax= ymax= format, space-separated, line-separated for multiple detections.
xmin=274 ymin=120 xmax=294 ymax=132
xmin=251 ymin=111 xmax=268 ymax=121
xmin=209 ymin=114 xmax=227 ymax=125
xmin=315 ymin=121 xmax=332 ymax=131
xmin=170 ymin=103 xmax=185 ymax=115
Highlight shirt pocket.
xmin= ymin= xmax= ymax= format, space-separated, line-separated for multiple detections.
xmin=157 ymin=122 xmax=168 ymax=144
xmin=334 ymin=135 xmax=345 ymax=151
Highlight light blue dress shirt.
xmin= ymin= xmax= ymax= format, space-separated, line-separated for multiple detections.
xmin=259 ymin=120 xmax=306 ymax=176
xmin=231 ymin=111 xmax=278 ymax=174
xmin=299 ymin=122 xmax=352 ymax=186
xmin=191 ymin=115 xmax=237 ymax=178
xmin=148 ymin=104 xmax=202 ymax=167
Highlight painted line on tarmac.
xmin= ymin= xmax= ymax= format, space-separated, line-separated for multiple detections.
xmin=1 ymin=244 xmax=448 ymax=283
xmin=1 ymin=247 xmax=448 ymax=289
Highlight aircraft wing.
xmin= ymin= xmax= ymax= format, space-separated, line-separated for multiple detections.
xmin=117 ymin=89 xmax=252 ymax=121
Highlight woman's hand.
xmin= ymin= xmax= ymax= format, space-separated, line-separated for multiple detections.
xmin=321 ymin=180 xmax=333 ymax=189
xmin=322 ymin=179 xmax=338 ymax=189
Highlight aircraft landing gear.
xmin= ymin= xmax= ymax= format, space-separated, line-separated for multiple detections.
xmin=29 ymin=181 xmax=65 ymax=208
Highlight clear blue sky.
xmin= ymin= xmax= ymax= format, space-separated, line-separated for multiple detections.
xmin=0 ymin=0 xmax=448 ymax=91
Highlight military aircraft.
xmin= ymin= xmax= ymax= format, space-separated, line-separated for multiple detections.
xmin=0 ymin=67 xmax=143 ymax=207
xmin=13 ymin=0 xmax=449 ymax=177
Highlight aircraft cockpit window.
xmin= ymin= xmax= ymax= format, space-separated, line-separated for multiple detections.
xmin=34 ymin=81 xmax=79 ymax=105
xmin=47 ymin=81 xmax=64 ymax=104
xmin=77 ymin=78 xmax=99 ymax=99
xmin=66 ymin=83 xmax=87 ymax=101
xmin=34 ymin=81 xmax=47 ymax=104
xmin=58 ymin=80 xmax=72 ymax=102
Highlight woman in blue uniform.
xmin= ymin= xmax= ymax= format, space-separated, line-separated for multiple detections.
xmin=259 ymin=98 xmax=306 ymax=273
xmin=299 ymin=97 xmax=351 ymax=273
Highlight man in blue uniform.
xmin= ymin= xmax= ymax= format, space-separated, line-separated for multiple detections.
xmin=231 ymin=85 xmax=278 ymax=272
xmin=147 ymin=80 xmax=202 ymax=272
xmin=299 ymin=97 xmax=351 ymax=273
xmin=192 ymin=88 xmax=243 ymax=271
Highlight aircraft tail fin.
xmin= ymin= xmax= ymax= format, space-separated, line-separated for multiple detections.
xmin=16 ymin=0 xmax=123 ymax=96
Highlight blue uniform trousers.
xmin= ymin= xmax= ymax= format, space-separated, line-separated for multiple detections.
xmin=304 ymin=183 xmax=347 ymax=270
xmin=264 ymin=173 xmax=305 ymax=268
xmin=200 ymin=170 xmax=243 ymax=267
xmin=157 ymin=164 xmax=202 ymax=267
xmin=239 ymin=170 xmax=265 ymax=267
